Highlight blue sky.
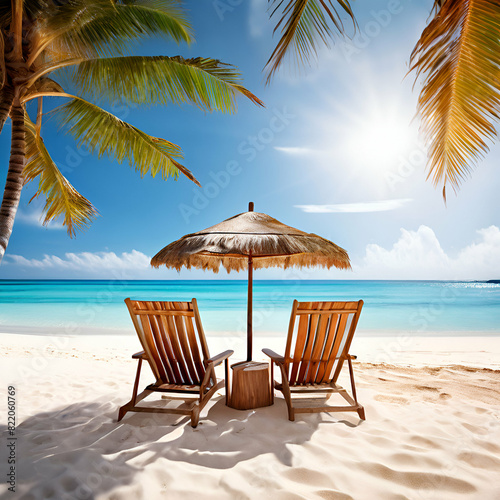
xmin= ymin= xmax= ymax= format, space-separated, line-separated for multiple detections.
xmin=1 ymin=0 xmax=499 ymax=280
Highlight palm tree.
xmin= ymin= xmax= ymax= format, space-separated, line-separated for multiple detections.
xmin=0 ymin=0 xmax=263 ymax=262
xmin=264 ymin=0 xmax=500 ymax=200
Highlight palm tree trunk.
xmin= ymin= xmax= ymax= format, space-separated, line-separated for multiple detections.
xmin=0 ymin=100 xmax=25 ymax=262
xmin=0 ymin=86 xmax=15 ymax=134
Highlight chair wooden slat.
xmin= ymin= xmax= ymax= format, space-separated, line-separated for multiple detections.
xmin=307 ymin=311 xmax=330 ymax=384
xmin=158 ymin=314 xmax=184 ymax=384
xmin=144 ymin=300 xmax=184 ymax=385
xmin=165 ymin=307 xmax=192 ymax=385
xmin=148 ymin=383 xmax=200 ymax=393
xmin=192 ymin=298 xmax=210 ymax=361
xmin=138 ymin=311 xmax=167 ymax=382
xmin=153 ymin=301 xmax=180 ymax=384
xmin=320 ymin=312 xmax=349 ymax=383
xmin=172 ymin=302 xmax=200 ymax=384
xmin=146 ymin=302 xmax=175 ymax=384
xmin=184 ymin=313 xmax=205 ymax=381
xmin=316 ymin=313 xmax=339 ymax=383
xmin=297 ymin=308 xmax=320 ymax=384
xmin=295 ymin=308 xmax=359 ymax=315
xmin=284 ymin=301 xmax=298 ymax=357
xmin=289 ymin=308 xmax=310 ymax=385
xmin=133 ymin=310 xmax=195 ymax=316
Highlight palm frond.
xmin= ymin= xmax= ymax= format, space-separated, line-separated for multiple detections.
xmin=0 ymin=32 xmax=5 ymax=88
xmin=265 ymin=0 xmax=355 ymax=83
xmin=23 ymin=116 xmax=98 ymax=236
xmin=409 ymin=0 xmax=500 ymax=194
xmin=43 ymin=0 xmax=192 ymax=60
xmin=66 ymin=56 xmax=264 ymax=111
xmin=50 ymin=97 xmax=200 ymax=186
xmin=25 ymin=76 xmax=64 ymax=96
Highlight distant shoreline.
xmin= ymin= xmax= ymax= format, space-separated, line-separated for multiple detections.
xmin=1 ymin=278 xmax=500 ymax=282
xmin=1 ymin=325 xmax=499 ymax=338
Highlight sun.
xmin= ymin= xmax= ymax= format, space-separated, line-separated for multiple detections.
xmin=342 ymin=109 xmax=418 ymax=171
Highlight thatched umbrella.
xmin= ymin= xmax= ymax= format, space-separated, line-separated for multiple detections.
xmin=151 ymin=202 xmax=351 ymax=361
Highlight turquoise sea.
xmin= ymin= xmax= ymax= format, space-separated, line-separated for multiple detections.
xmin=0 ymin=280 xmax=499 ymax=337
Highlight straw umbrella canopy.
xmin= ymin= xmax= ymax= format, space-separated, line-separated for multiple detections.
xmin=151 ymin=203 xmax=351 ymax=361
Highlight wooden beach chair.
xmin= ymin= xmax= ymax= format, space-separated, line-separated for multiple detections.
xmin=263 ymin=300 xmax=365 ymax=421
xmin=118 ymin=298 xmax=233 ymax=427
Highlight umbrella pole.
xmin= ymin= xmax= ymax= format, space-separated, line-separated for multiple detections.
xmin=247 ymin=250 xmax=253 ymax=362
xmin=247 ymin=201 xmax=254 ymax=362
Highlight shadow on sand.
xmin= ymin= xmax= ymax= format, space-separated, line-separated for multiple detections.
xmin=7 ymin=395 xmax=362 ymax=500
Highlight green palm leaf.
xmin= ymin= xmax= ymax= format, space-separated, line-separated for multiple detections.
xmin=51 ymin=97 xmax=200 ymax=186
xmin=23 ymin=117 xmax=98 ymax=236
xmin=67 ymin=56 xmax=264 ymax=111
xmin=265 ymin=0 xmax=355 ymax=83
xmin=35 ymin=0 xmax=192 ymax=62
xmin=410 ymin=0 xmax=500 ymax=196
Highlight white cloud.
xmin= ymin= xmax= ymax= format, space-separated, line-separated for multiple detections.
xmin=359 ymin=226 xmax=449 ymax=278
xmin=2 ymin=250 xmax=232 ymax=279
xmin=5 ymin=250 xmax=152 ymax=278
xmin=4 ymin=226 xmax=500 ymax=281
xmin=455 ymin=226 xmax=500 ymax=274
xmin=16 ymin=207 xmax=64 ymax=230
xmin=250 ymin=225 xmax=500 ymax=281
xmin=274 ymin=146 xmax=315 ymax=155
xmin=296 ymin=199 xmax=412 ymax=213
xmin=355 ymin=225 xmax=500 ymax=280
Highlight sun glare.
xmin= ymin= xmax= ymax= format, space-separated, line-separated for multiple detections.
xmin=312 ymin=87 xmax=420 ymax=179
xmin=344 ymin=112 xmax=417 ymax=170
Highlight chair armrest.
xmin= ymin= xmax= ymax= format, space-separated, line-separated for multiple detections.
xmin=207 ymin=350 xmax=234 ymax=366
xmin=262 ymin=348 xmax=285 ymax=365
xmin=348 ymin=354 xmax=357 ymax=360
xmin=132 ymin=351 xmax=147 ymax=359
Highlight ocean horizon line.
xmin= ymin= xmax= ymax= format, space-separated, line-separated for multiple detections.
xmin=1 ymin=278 xmax=499 ymax=283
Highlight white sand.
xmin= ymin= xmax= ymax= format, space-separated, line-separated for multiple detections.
xmin=1 ymin=332 xmax=499 ymax=500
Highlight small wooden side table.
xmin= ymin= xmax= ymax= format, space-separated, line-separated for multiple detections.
xmin=227 ymin=361 xmax=274 ymax=410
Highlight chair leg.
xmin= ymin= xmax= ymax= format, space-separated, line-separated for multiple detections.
xmin=117 ymin=405 xmax=128 ymax=422
xmin=224 ymin=358 xmax=230 ymax=406
xmin=347 ymin=356 xmax=365 ymax=420
xmin=191 ymin=374 xmax=223 ymax=428
xmin=191 ymin=405 xmax=200 ymax=428
xmin=270 ymin=360 xmax=275 ymax=405
xmin=279 ymin=365 xmax=294 ymax=421
xmin=117 ymin=358 xmax=143 ymax=422
xmin=347 ymin=357 xmax=358 ymax=402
